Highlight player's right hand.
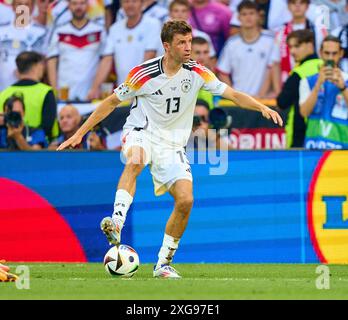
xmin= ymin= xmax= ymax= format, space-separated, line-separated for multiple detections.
xmin=56 ymin=134 xmax=82 ymax=151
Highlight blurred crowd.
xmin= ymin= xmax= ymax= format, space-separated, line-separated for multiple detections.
xmin=0 ymin=0 xmax=347 ymax=150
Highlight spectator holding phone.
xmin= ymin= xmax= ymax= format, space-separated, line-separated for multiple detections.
xmin=299 ymin=35 xmax=348 ymax=149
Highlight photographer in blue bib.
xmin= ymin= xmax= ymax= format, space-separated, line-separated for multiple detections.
xmin=299 ymin=35 xmax=348 ymax=149
xmin=0 ymin=94 xmax=48 ymax=150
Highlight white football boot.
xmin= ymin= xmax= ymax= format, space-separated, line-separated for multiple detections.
xmin=153 ymin=264 xmax=181 ymax=279
xmin=100 ymin=217 xmax=121 ymax=245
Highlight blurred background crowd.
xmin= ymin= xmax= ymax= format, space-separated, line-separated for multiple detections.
xmin=0 ymin=0 xmax=347 ymax=150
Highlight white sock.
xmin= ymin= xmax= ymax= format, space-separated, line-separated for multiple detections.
xmin=156 ymin=234 xmax=180 ymax=269
xmin=112 ymin=189 xmax=133 ymax=229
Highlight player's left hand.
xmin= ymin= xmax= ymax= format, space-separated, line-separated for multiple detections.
xmin=261 ymin=106 xmax=283 ymax=127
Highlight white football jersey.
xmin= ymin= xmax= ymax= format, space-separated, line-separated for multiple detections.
xmin=48 ymin=20 xmax=107 ymax=100
xmin=114 ymin=56 xmax=227 ymax=147
xmin=0 ymin=22 xmax=47 ymax=90
xmin=103 ymin=16 xmax=162 ymax=85
xmin=216 ymin=31 xmax=274 ymax=96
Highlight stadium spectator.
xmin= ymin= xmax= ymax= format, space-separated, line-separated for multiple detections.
xmin=88 ymin=0 xmax=161 ymax=99
xmin=46 ymin=0 xmax=107 ymax=37
xmin=0 ymin=51 xmax=57 ymax=140
xmin=277 ymin=30 xmax=322 ymax=148
xmin=117 ymin=0 xmax=168 ymax=24
xmin=0 ymin=95 xmax=48 ymax=150
xmin=168 ymin=0 xmax=216 ymax=61
xmin=188 ymin=99 xmax=231 ymax=150
xmin=216 ymin=0 xmax=275 ymax=97
xmin=105 ymin=0 xmax=119 ymax=30
xmin=332 ymin=23 xmax=348 ymax=73
xmin=47 ymin=0 xmax=107 ymax=101
xmin=49 ymin=104 xmax=106 ymax=150
xmin=230 ymin=0 xmax=292 ymax=34
xmin=0 ymin=0 xmax=13 ymax=25
xmin=0 ymin=0 xmax=47 ymax=91
xmin=271 ymin=0 xmax=328 ymax=91
xmin=191 ymin=37 xmax=215 ymax=109
xmin=49 ymin=104 xmax=82 ymax=149
xmin=299 ymin=36 xmax=348 ymax=149
xmin=189 ymin=0 xmax=232 ymax=56
xmin=311 ymin=0 xmax=348 ymax=31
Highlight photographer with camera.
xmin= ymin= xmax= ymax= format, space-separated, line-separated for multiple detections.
xmin=0 ymin=51 xmax=57 ymax=141
xmin=49 ymin=104 xmax=106 ymax=150
xmin=0 ymin=95 xmax=48 ymax=150
xmin=299 ymin=35 xmax=348 ymax=149
xmin=189 ymin=99 xmax=232 ymax=150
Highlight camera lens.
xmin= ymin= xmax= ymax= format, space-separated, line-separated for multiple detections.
xmin=4 ymin=111 xmax=22 ymax=128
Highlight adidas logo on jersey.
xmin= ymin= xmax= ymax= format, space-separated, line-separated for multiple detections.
xmin=152 ymin=89 xmax=163 ymax=95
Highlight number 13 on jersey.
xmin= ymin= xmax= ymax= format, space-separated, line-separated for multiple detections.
xmin=166 ymin=97 xmax=181 ymax=114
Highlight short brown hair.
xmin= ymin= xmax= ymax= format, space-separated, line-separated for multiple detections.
xmin=287 ymin=0 xmax=310 ymax=4
xmin=16 ymin=51 xmax=44 ymax=74
xmin=286 ymin=29 xmax=315 ymax=46
xmin=192 ymin=36 xmax=209 ymax=46
xmin=320 ymin=35 xmax=342 ymax=50
xmin=161 ymin=20 xmax=192 ymax=43
xmin=169 ymin=0 xmax=190 ymax=12
xmin=238 ymin=0 xmax=259 ymax=13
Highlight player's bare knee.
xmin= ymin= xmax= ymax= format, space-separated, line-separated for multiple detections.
xmin=126 ymin=146 xmax=147 ymax=167
xmin=124 ymin=162 xmax=144 ymax=177
xmin=175 ymin=195 xmax=194 ymax=215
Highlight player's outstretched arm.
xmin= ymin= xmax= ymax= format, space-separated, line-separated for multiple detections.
xmin=221 ymin=86 xmax=283 ymax=127
xmin=57 ymin=93 xmax=121 ymax=150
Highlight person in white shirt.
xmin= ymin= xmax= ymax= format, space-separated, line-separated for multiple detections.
xmin=217 ymin=0 xmax=275 ymax=97
xmin=271 ymin=0 xmax=328 ymax=92
xmin=168 ymin=0 xmax=216 ymax=62
xmin=116 ymin=0 xmax=169 ymax=24
xmin=0 ymin=0 xmax=47 ymax=91
xmin=88 ymin=0 xmax=161 ymax=100
xmin=310 ymin=0 xmax=348 ymax=31
xmin=230 ymin=0 xmax=292 ymax=34
xmin=57 ymin=20 xmax=283 ymax=279
xmin=46 ymin=0 xmax=106 ymax=36
xmin=332 ymin=23 xmax=348 ymax=73
xmin=47 ymin=0 xmax=107 ymax=101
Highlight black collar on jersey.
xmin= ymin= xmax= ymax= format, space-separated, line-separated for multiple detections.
xmin=143 ymin=1 xmax=158 ymax=14
xmin=70 ymin=19 xmax=90 ymax=30
xmin=299 ymin=53 xmax=318 ymax=65
xmin=126 ymin=15 xmax=143 ymax=30
xmin=159 ymin=56 xmax=164 ymax=74
xmin=12 ymin=79 xmax=38 ymax=86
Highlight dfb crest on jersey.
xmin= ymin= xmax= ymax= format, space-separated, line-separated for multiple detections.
xmin=117 ymin=83 xmax=130 ymax=96
xmin=181 ymin=79 xmax=191 ymax=93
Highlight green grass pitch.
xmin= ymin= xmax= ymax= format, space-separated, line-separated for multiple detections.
xmin=1 ymin=263 xmax=347 ymax=300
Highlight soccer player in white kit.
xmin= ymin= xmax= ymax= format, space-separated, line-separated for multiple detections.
xmin=57 ymin=20 xmax=283 ymax=278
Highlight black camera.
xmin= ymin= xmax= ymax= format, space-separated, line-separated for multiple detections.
xmin=193 ymin=115 xmax=205 ymax=127
xmin=193 ymin=108 xmax=232 ymax=130
xmin=4 ymin=111 xmax=22 ymax=128
xmin=2 ymin=94 xmax=25 ymax=128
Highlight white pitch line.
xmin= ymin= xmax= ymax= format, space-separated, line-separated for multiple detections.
xmin=66 ymin=278 xmax=321 ymax=282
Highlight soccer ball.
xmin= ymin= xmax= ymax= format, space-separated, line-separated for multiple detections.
xmin=103 ymin=244 xmax=139 ymax=278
